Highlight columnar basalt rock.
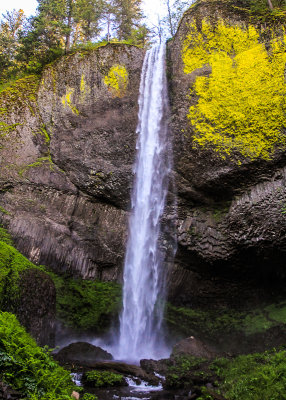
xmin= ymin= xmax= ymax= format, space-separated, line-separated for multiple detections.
xmin=0 ymin=44 xmax=144 ymax=280
xmin=167 ymin=0 xmax=286 ymax=307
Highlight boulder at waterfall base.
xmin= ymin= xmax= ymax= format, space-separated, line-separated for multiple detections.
xmin=54 ymin=342 xmax=113 ymax=365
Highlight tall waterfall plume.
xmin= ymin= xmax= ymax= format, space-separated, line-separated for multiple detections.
xmin=117 ymin=44 xmax=172 ymax=362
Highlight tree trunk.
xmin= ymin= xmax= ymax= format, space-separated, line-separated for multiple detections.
xmin=166 ymin=0 xmax=174 ymax=36
xmin=65 ymin=0 xmax=73 ymax=52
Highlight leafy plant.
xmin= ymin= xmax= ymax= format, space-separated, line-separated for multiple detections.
xmin=209 ymin=349 xmax=286 ymax=400
xmin=0 ymin=312 xmax=76 ymax=399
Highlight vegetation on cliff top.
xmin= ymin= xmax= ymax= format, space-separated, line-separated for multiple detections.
xmin=183 ymin=19 xmax=286 ymax=162
xmin=0 ymin=0 xmax=148 ymax=84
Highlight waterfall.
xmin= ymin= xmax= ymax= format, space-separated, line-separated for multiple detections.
xmin=116 ymin=44 xmax=171 ymax=362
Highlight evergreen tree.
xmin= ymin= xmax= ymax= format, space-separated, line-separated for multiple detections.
xmin=112 ymin=0 xmax=143 ymax=40
xmin=0 ymin=9 xmax=25 ymax=79
xmin=74 ymin=0 xmax=105 ymax=43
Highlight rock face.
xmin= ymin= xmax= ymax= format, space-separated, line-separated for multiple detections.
xmin=0 ymin=44 xmax=144 ymax=280
xmin=17 ymin=268 xmax=56 ymax=346
xmin=166 ymin=0 xmax=286 ymax=308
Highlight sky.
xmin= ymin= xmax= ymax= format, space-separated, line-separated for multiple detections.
xmin=0 ymin=0 xmax=166 ymax=25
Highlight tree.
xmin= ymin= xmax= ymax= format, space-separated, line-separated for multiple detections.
xmin=112 ymin=0 xmax=143 ymax=40
xmin=128 ymin=24 xmax=151 ymax=46
xmin=0 ymin=9 xmax=25 ymax=79
xmin=74 ymin=0 xmax=106 ymax=43
xmin=162 ymin=0 xmax=191 ymax=38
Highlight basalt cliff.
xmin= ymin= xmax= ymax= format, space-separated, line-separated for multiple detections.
xmin=1 ymin=0 xmax=286 ymax=353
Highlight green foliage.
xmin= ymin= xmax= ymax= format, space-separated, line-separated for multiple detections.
xmin=82 ymin=394 xmax=98 ymax=400
xmin=0 ymin=10 xmax=26 ymax=81
xmin=0 ymin=226 xmax=13 ymax=245
xmin=165 ymin=355 xmax=210 ymax=389
xmin=112 ymin=0 xmax=143 ymax=40
xmin=165 ymin=302 xmax=286 ymax=338
xmin=48 ymin=272 xmax=122 ymax=331
xmin=0 ymin=235 xmax=121 ymax=332
xmin=0 ymin=311 xmax=75 ymax=399
xmin=209 ymin=349 xmax=286 ymax=400
xmin=183 ymin=19 xmax=286 ymax=162
xmin=83 ymin=370 xmax=125 ymax=387
xmin=0 ymin=0 xmax=146 ymax=85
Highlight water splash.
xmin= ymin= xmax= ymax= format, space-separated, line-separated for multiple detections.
xmin=115 ymin=44 xmax=172 ymax=362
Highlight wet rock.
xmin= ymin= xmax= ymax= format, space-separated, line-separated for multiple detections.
xmin=171 ymin=336 xmax=217 ymax=360
xmin=6 ymin=268 xmax=56 ymax=347
xmin=0 ymin=381 xmax=22 ymax=399
xmin=54 ymin=342 xmax=113 ymax=365
xmin=83 ymin=361 xmax=159 ymax=385
xmin=140 ymin=358 xmax=170 ymax=375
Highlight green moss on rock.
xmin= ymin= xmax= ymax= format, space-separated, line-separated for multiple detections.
xmin=0 ymin=75 xmax=40 ymax=113
xmin=165 ymin=302 xmax=286 ymax=338
xmin=61 ymin=87 xmax=79 ymax=114
xmin=0 ymin=226 xmax=13 ymax=245
xmin=0 ymin=241 xmax=39 ymax=307
xmin=48 ymin=272 xmax=122 ymax=332
xmin=83 ymin=370 xmax=125 ymax=388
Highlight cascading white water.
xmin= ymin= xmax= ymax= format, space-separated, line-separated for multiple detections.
xmin=116 ymin=44 xmax=171 ymax=362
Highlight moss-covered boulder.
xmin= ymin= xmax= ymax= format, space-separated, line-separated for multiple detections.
xmin=82 ymin=370 xmax=126 ymax=388
xmin=0 ymin=237 xmax=56 ymax=346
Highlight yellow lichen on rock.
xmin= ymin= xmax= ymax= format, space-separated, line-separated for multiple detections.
xmin=183 ymin=20 xmax=286 ymax=161
xmin=103 ymin=65 xmax=129 ymax=97
xmin=79 ymin=74 xmax=90 ymax=102
xmin=182 ymin=21 xmax=259 ymax=74
xmin=61 ymin=87 xmax=79 ymax=115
